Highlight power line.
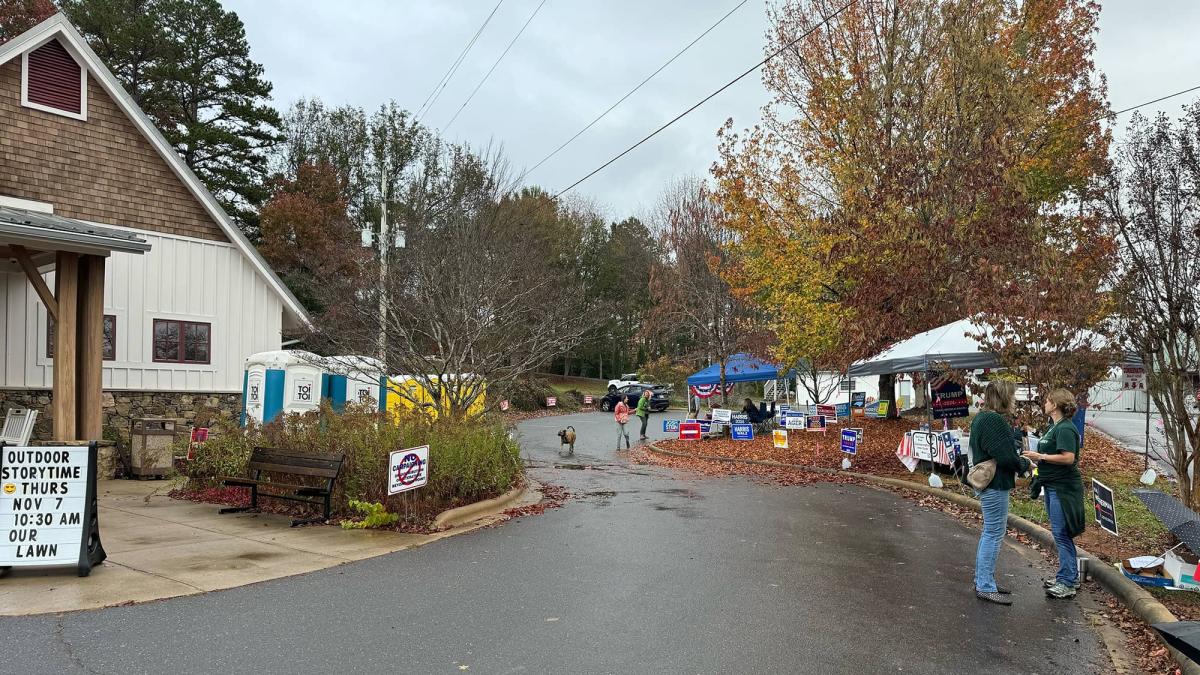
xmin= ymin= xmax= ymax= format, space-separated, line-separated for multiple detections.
xmin=517 ymin=0 xmax=750 ymax=184
xmin=554 ymin=0 xmax=856 ymax=198
xmin=415 ymin=0 xmax=506 ymax=122
xmin=1107 ymin=84 xmax=1200 ymax=120
xmin=443 ymin=0 xmax=549 ymax=133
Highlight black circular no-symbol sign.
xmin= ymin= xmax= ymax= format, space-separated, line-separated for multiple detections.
xmin=397 ymin=453 xmax=424 ymax=485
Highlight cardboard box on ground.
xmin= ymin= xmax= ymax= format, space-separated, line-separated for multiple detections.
xmin=1164 ymin=549 xmax=1200 ymax=590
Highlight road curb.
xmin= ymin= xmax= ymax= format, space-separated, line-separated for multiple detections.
xmin=432 ymin=482 xmax=530 ymax=530
xmin=646 ymin=443 xmax=1200 ymax=674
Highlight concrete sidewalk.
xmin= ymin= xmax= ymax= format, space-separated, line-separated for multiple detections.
xmin=1 ymin=479 xmax=533 ymax=616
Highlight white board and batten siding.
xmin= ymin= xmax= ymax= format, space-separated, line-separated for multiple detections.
xmin=2 ymin=228 xmax=283 ymax=393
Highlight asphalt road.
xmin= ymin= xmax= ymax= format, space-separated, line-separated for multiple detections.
xmin=0 ymin=412 xmax=1109 ymax=674
xmin=1087 ymin=408 xmax=1174 ymax=475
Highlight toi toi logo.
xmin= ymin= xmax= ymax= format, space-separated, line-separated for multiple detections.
xmin=2 ymin=483 xmax=14 ymax=495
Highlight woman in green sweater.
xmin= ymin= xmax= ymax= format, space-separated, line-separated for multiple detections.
xmin=970 ymin=380 xmax=1030 ymax=605
xmin=1022 ymin=388 xmax=1085 ymax=600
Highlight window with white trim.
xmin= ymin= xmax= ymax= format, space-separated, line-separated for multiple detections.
xmin=840 ymin=378 xmax=856 ymax=392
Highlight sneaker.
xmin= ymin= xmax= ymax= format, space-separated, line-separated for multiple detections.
xmin=976 ymin=590 xmax=1013 ymax=605
xmin=996 ymin=585 xmax=1012 ymax=595
xmin=1042 ymin=578 xmax=1080 ymax=590
xmin=1045 ymin=582 xmax=1077 ymax=599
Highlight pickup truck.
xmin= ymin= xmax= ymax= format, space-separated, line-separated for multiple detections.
xmin=607 ymin=373 xmax=641 ymax=390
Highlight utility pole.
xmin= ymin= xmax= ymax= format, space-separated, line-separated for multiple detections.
xmin=378 ymin=167 xmax=389 ymax=362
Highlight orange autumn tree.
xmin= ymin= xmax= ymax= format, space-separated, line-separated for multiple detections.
xmin=714 ymin=0 xmax=1114 ymax=413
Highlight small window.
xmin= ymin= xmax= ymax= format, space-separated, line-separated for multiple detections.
xmin=22 ymin=39 xmax=86 ymax=120
xmin=153 ymin=319 xmax=211 ymax=364
xmin=840 ymin=378 xmax=856 ymax=393
xmin=48 ymin=315 xmax=116 ymax=361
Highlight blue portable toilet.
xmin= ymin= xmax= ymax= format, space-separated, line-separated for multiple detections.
xmin=241 ymin=350 xmax=324 ymax=426
xmin=325 ymin=356 xmax=387 ymax=412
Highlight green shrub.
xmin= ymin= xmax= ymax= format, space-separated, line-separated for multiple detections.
xmin=177 ymin=426 xmax=252 ymax=487
xmin=179 ymin=401 xmax=523 ymax=524
xmin=340 ymin=500 xmax=400 ymax=529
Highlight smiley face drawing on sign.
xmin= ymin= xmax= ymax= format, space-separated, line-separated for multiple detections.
xmin=2 ymin=483 xmax=14 ymax=495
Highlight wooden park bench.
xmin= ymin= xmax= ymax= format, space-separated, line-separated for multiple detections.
xmin=218 ymin=448 xmax=344 ymax=527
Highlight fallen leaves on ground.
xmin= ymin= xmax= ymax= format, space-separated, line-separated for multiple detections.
xmin=498 ymin=483 xmax=571 ymax=522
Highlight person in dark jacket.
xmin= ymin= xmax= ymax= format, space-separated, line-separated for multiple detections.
xmin=1023 ymin=388 xmax=1085 ymax=599
xmin=970 ymin=380 xmax=1030 ymax=605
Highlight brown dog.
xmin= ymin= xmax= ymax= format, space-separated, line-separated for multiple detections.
xmin=557 ymin=426 xmax=576 ymax=456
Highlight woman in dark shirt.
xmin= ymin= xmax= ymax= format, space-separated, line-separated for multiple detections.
xmin=1022 ymin=388 xmax=1085 ymax=599
xmin=970 ymin=380 xmax=1030 ymax=605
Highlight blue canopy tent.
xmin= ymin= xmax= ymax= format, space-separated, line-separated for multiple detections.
xmin=687 ymin=353 xmax=794 ymax=385
xmin=686 ymin=353 xmax=796 ymax=413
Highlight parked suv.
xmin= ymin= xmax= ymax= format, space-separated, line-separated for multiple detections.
xmin=599 ymin=384 xmax=670 ymax=412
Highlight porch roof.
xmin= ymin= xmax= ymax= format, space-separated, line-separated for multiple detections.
xmin=0 ymin=205 xmax=151 ymax=260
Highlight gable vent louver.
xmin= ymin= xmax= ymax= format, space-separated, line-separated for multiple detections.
xmin=26 ymin=40 xmax=83 ymax=115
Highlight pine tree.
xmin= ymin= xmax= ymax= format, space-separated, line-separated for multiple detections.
xmin=62 ymin=0 xmax=282 ymax=237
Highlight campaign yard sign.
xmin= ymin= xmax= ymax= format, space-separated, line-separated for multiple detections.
xmin=778 ymin=404 xmax=791 ymax=416
xmin=930 ymin=377 xmax=969 ymax=419
xmin=835 ymin=402 xmax=850 ymax=419
xmin=806 ymin=415 xmax=827 ymax=432
xmin=712 ymin=408 xmax=733 ymax=424
xmin=816 ymin=404 xmax=837 ymax=420
xmin=1092 ymin=478 xmax=1118 ymax=536
xmin=546 ymin=396 xmax=557 ymax=407
xmin=732 ymin=413 xmax=750 ymax=424
xmin=773 ymin=429 xmax=788 ymax=449
xmin=731 ymin=424 xmax=754 ymax=441
xmin=583 ymin=395 xmax=594 ymax=405
xmin=851 ymin=392 xmax=867 ymax=418
xmin=388 ymin=445 xmax=429 ymax=495
xmin=840 ymin=429 xmax=859 ymax=455
xmin=0 ymin=443 xmax=106 ymax=576
xmin=784 ymin=412 xmax=807 ymax=430
xmin=663 ymin=419 xmax=681 ymax=433
xmin=679 ymin=422 xmax=702 ymax=440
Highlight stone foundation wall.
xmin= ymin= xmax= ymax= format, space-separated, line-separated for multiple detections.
xmin=0 ymin=389 xmax=242 ymax=455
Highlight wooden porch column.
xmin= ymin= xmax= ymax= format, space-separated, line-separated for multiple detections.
xmin=76 ymin=255 xmax=105 ymax=440
xmin=52 ymin=252 xmax=79 ymax=441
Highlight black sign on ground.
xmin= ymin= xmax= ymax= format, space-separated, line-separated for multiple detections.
xmin=1092 ymin=478 xmax=1118 ymax=536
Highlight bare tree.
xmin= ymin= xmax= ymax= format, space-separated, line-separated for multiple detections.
xmin=308 ymin=146 xmax=599 ymax=419
xmin=1104 ymin=108 xmax=1200 ymax=505
xmin=649 ymin=177 xmax=767 ymax=406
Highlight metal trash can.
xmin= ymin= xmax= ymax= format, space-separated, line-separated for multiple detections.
xmin=130 ymin=418 xmax=177 ymax=479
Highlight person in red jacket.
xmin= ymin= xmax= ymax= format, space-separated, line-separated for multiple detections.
xmin=613 ymin=396 xmax=632 ymax=451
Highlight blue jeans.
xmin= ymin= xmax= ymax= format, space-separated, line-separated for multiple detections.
xmin=975 ymin=488 xmax=1010 ymax=592
xmin=1045 ymin=488 xmax=1079 ymax=586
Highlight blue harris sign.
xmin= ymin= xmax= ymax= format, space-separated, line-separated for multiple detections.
xmin=731 ymin=424 xmax=754 ymax=441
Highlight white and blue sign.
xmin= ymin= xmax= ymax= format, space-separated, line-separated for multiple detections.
xmin=731 ymin=424 xmax=754 ymax=441
xmin=684 ymin=419 xmax=713 ymax=433
xmin=835 ymin=402 xmax=850 ymax=418
xmin=663 ymin=419 xmax=681 ymax=433
xmin=784 ymin=412 xmax=806 ymax=429
xmin=779 ymin=404 xmax=791 ymax=414
xmin=840 ymin=429 xmax=859 ymax=455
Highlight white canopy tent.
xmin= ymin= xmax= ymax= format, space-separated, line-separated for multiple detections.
xmin=849 ymin=318 xmax=1141 ymax=378
xmin=848 ymin=320 xmax=1000 ymax=377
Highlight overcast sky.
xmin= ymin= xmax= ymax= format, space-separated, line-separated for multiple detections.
xmin=224 ymin=0 xmax=1200 ymax=220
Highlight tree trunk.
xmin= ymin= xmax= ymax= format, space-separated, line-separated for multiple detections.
xmin=599 ymin=351 xmax=604 ymax=380
xmin=720 ymin=359 xmax=728 ymax=407
xmin=879 ymin=373 xmax=897 ymax=419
